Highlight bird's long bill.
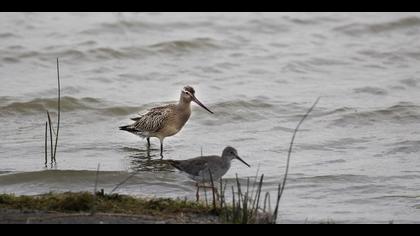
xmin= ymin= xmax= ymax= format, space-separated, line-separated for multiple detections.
xmin=192 ymin=96 xmax=214 ymax=114
xmin=233 ymin=153 xmax=251 ymax=168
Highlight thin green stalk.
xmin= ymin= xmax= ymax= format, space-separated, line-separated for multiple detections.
xmin=231 ymin=185 xmax=236 ymax=221
xmin=249 ymin=164 xmax=261 ymax=206
xmin=272 ymin=183 xmax=282 ymax=223
xmin=110 ymin=171 xmax=138 ymax=194
xmin=52 ymin=58 xmax=61 ymax=163
xmin=44 ymin=122 xmax=48 ymax=166
xmin=219 ymin=178 xmax=227 ymax=209
xmin=94 ymin=163 xmax=100 ymax=193
xmin=202 ymin=176 xmax=208 ymax=207
xmin=263 ymin=192 xmax=270 ymax=213
xmin=242 ymin=177 xmax=250 ymax=224
xmin=272 ymin=97 xmax=320 ymax=223
xmin=91 ymin=163 xmax=100 ymax=216
xmin=253 ymin=174 xmax=264 ymax=217
xmin=235 ymin=174 xmax=242 ymax=205
xmin=47 ymin=111 xmax=53 ymax=163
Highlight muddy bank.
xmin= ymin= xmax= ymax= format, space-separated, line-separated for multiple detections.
xmin=0 ymin=192 xmax=222 ymax=224
xmin=0 ymin=208 xmax=220 ymax=224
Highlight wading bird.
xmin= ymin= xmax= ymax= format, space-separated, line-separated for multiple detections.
xmin=119 ymin=86 xmax=213 ymax=157
xmin=167 ymin=146 xmax=250 ymax=201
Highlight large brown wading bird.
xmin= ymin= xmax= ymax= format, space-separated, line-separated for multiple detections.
xmin=119 ymin=86 xmax=213 ymax=157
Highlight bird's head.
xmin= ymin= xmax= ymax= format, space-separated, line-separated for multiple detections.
xmin=180 ymin=86 xmax=213 ymax=114
xmin=222 ymin=146 xmax=250 ymax=167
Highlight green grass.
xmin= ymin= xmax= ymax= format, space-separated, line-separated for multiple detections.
xmin=0 ymin=191 xmax=274 ymax=223
xmin=0 ymin=192 xmax=213 ymax=216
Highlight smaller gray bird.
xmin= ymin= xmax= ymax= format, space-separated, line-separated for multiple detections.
xmin=167 ymin=146 xmax=250 ymax=200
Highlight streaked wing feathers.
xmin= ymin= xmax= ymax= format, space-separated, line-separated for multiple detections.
xmin=130 ymin=105 xmax=174 ymax=132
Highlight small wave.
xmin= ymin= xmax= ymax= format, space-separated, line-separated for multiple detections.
xmin=330 ymin=102 xmax=420 ymax=127
xmin=399 ymin=78 xmax=420 ymax=87
xmin=282 ymin=60 xmax=328 ymax=74
xmin=0 ymin=96 xmax=145 ymax=117
xmin=300 ymin=138 xmax=368 ymax=152
xmin=0 ymin=170 xmax=105 ymax=185
xmin=357 ymin=49 xmax=405 ymax=64
xmin=0 ymin=49 xmax=85 ymax=64
xmin=0 ymin=170 xmax=156 ymax=185
xmin=1 ymin=38 xmax=219 ymax=63
xmin=0 ymin=96 xmax=12 ymax=105
xmin=87 ymin=46 xmax=152 ymax=60
xmin=385 ymin=140 xmax=420 ymax=155
xmin=0 ymin=171 xmax=11 ymax=176
xmin=0 ymin=32 xmax=17 ymax=38
xmin=305 ymin=57 xmax=349 ymax=67
xmin=0 ymin=96 xmax=101 ymax=114
xmin=353 ymin=86 xmax=388 ymax=96
xmin=313 ymin=107 xmax=357 ymax=118
xmin=149 ymin=37 xmax=220 ymax=53
xmin=243 ymin=18 xmax=290 ymax=34
xmin=81 ymin=20 xmax=152 ymax=35
xmin=196 ymin=99 xmax=277 ymax=123
xmin=334 ymin=16 xmax=420 ymax=35
xmin=86 ymin=19 xmax=212 ymax=35
xmin=0 ymin=46 xmax=154 ymax=64
xmin=215 ymin=99 xmax=275 ymax=110
xmin=281 ymin=14 xmax=341 ymax=26
xmin=0 ymin=170 xmax=191 ymax=195
xmin=296 ymin=174 xmax=371 ymax=184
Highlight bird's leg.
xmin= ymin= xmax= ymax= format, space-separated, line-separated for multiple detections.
xmin=146 ymin=148 xmax=151 ymax=158
xmin=196 ymin=183 xmax=200 ymax=202
xmin=196 ymin=184 xmax=219 ymax=200
xmin=160 ymin=140 xmax=164 ymax=158
xmin=213 ymin=187 xmax=220 ymax=200
xmin=146 ymin=137 xmax=151 ymax=149
xmin=197 ymin=184 xmax=213 ymax=188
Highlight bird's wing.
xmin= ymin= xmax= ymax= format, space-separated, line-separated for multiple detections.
xmin=181 ymin=156 xmax=219 ymax=177
xmin=130 ymin=105 xmax=170 ymax=121
xmin=130 ymin=105 xmax=173 ymax=132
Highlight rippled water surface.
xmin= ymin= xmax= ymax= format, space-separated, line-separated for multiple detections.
xmin=1 ymin=12 xmax=420 ymax=223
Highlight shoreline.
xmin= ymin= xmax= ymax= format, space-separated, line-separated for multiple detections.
xmin=0 ymin=191 xmax=271 ymax=224
xmin=0 ymin=208 xmax=220 ymax=224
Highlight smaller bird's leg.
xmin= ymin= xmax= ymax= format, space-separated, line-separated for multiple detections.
xmin=196 ymin=184 xmax=219 ymax=200
xmin=197 ymin=184 xmax=213 ymax=188
xmin=196 ymin=183 xmax=200 ymax=202
xmin=212 ymin=187 xmax=220 ymax=200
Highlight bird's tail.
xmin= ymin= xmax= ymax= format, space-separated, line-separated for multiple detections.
xmin=119 ymin=125 xmax=134 ymax=132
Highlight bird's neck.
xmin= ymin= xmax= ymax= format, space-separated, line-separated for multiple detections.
xmin=222 ymin=155 xmax=233 ymax=167
xmin=177 ymin=99 xmax=191 ymax=110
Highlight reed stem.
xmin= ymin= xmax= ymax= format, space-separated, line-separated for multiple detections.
xmin=44 ymin=122 xmax=48 ymax=166
xmin=272 ymin=97 xmax=320 ymax=223
xmin=47 ymin=111 xmax=54 ymax=164
xmin=52 ymin=58 xmax=61 ymax=163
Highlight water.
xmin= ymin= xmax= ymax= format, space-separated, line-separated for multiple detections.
xmin=1 ymin=12 xmax=420 ymax=223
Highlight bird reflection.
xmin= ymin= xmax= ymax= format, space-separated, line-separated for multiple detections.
xmin=122 ymin=146 xmax=174 ymax=172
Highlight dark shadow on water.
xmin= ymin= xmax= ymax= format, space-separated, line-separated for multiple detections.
xmin=129 ymin=153 xmax=174 ymax=172
xmin=120 ymin=146 xmax=174 ymax=172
